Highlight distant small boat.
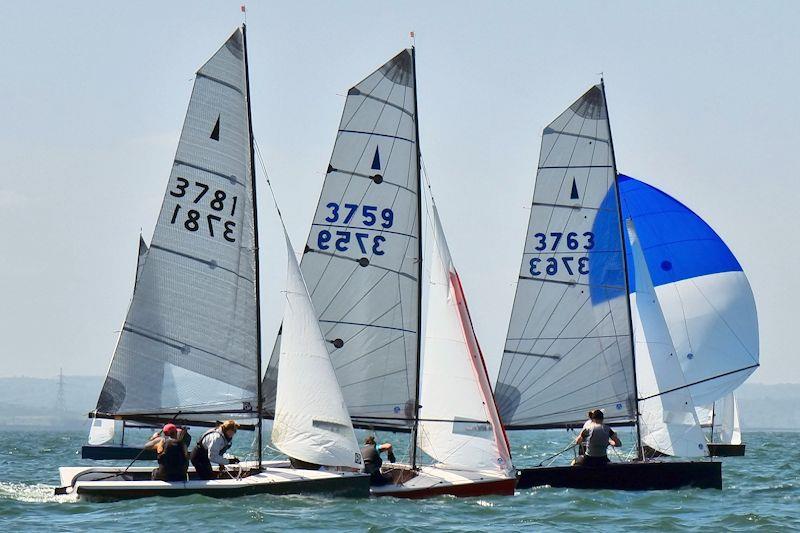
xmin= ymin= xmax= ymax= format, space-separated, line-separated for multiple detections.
xmin=495 ymin=82 xmax=759 ymax=490
xmin=261 ymin=49 xmax=516 ymax=498
xmin=699 ymin=393 xmax=746 ymax=457
xmin=56 ymin=25 xmax=369 ymax=500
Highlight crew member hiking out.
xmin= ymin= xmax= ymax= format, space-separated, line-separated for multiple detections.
xmin=360 ymin=435 xmax=395 ymax=486
xmin=573 ymin=409 xmax=622 ymax=466
xmin=190 ymin=420 xmax=240 ymax=480
xmin=144 ymin=423 xmax=189 ymax=481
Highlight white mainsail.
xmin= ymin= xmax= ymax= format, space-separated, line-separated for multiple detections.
xmin=263 ymin=50 xmax=421 ymax=430
xmin=96 ymin=28 xmax=258 ymax=417
xmin=416 ymin=204 xmax=513 ymax=473
xmin=628 ymin=220 xmax=706 ymax=457
xmin=271 ymin=233 xmax=362 ymax=470
xmin=495 ymin=84 xmax=636 ymax=429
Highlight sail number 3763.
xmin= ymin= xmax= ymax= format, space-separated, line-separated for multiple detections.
xmin=169 ymin=178 xmax=238 ymax=243
xmin=529 ymin=231 xmax=594 ymax=277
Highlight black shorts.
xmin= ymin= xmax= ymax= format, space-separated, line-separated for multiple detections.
xmin=574 ymin=454 xmax=610 ymax=467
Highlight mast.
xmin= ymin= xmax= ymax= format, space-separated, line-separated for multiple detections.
xmin=409 ymin=46 xmax=423 ymax=470
xmin=602 ymin=78 xmax=643 ymax=460
xmin=242 ymin=23 xmax=263 ymax=469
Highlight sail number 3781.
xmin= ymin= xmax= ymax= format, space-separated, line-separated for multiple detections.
xmin=529 ymin=231 xmax=594 ymax=277
xmin=169 ymin=178 xmax=238 ymax=243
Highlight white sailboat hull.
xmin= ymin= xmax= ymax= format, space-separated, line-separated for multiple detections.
xmin=57 ymin=460 xmax=369 ymax=501
xmin=369 ymin=463 xmax=516 ymax=498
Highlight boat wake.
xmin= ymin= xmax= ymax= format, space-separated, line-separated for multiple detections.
xmin=0 ymin=482 xmax=76 ymax=503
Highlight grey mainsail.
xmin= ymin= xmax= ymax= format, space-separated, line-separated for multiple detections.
xmin=96 ymin=28 xmax=258 ymax=418
xmin=495 ymin=85 xmax=636 ymax=429
xmin=263 ymin=50 xmax=421 ymax=430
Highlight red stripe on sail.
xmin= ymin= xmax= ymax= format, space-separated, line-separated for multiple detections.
xmin=448 ymin=270 xmax=513 ymax=468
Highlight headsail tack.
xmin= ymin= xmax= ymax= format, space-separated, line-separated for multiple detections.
xmin=97 ymin=28 xmax=258 ymax=418
xmin=495 ymin=85 xmax=636 ymax=429
xmin=263 ymin=50 xmax=421 ymax=430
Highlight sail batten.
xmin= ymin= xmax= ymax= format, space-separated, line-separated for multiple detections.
xmin=263 ymin=50 xmax=421 ymax=429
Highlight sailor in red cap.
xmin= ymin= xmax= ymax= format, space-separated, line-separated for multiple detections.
xmin=144 ymin=423 xmax=190 ymax=481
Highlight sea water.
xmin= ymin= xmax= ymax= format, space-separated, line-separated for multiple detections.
xmin=0 ymin=428 xmax=797 ymax=531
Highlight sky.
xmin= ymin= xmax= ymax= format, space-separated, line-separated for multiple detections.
xmin=1 ymin=1 xmax=798 ymax=385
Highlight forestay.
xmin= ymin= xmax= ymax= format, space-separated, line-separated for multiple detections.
xmin=271 ymin=234 xmax=362 ymax=470
xmin=263 ymin=50 xmax=420 ymax=430
xmin=417 ymin=205 xmax=513 ymax=472
xmin=495 ymin=85 xmax=636 ymax=428
xmin=618 ymin=175 xmax=758 ymax=406
xmin=96 ymin=29 xmax=258 ymax=417
xmin=628 ymin=220 xmax=706 ymax=457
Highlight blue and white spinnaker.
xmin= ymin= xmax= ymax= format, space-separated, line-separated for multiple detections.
xmin=618 ymin=174 xmax=759 ymax=407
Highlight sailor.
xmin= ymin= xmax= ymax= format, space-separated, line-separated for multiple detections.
xmin=145 ymin=423 xmax=189 ymax=481
xmin=573 ymin=409 xmax=621 ymax=466
xmin=190 ymin=420 xmax=241 ymax=480
xmin=360 ymin=435 xmax=395 ymax=486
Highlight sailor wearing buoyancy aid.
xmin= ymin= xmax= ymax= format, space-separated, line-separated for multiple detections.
xmin=190 ymin=419 xmax=240 ymax=480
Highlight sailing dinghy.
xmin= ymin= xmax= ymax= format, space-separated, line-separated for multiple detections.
xmin=262 ymin=49 xmax=516 ymax=498
xmin=493 ymin=83 xmax=761 ymax=490
xmin=57 ymin=25 xmax=369 ymax=500
xmin=700 ymin=393 xmax=746 ymax=456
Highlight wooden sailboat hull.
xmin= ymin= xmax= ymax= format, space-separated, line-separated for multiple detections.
xmin=517 ymin=460 xmax=721 ymax=490
xmin=57 ymin=461 xmax=370 ymax=501
xmin=370 ymin=464 xmax=516 ymax=499
xmin=707 ymin=443 xmax=745 ymax=457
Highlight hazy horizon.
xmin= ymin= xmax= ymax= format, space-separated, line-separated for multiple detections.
xmin=1 ymin=1 xmax=797 ymax=385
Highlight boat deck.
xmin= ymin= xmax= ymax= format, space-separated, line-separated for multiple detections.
xmin=58 ymin=460 xmax=370 ymax=500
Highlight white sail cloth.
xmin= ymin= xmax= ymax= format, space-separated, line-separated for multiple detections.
xmin=97 ymin=28 xmax=258 ymax=416
xmin=87 ymin=418 xmax=115 ymax=446
xmin=712 ymin=393 xmax=743 ymax=445
xmin=628 ymin=220 xmax=706 ymax=457
xmin=416 ymin=205 xmax=513 ymax=473
xmin=271 ymin=234 xmax=362 ymax=470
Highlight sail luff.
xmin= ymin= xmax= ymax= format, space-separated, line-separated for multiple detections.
xmin=601 ymin=79 xmax=643 ymax=457
xmin=241 ymin=23 xmax=263 ymax=468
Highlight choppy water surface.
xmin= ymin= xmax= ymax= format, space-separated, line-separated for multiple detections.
xmin=0 ymin=429 xmax=797 ymax=531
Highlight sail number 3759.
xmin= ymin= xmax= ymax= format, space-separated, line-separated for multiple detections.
xmin=317 ymin=202 xmax=394 ymax=256
xmin=529 ymin=231 xmax=594 ymax=277
xmin=169 ymin=178 xmax=238 ymax=243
